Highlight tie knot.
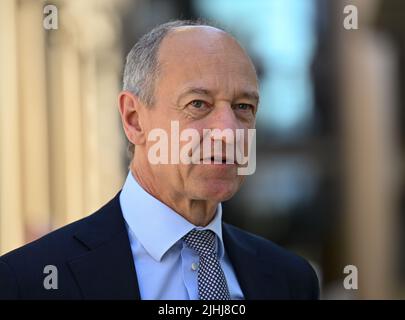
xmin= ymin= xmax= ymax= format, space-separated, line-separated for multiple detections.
xmin=183 ymin=229 xmax=217 ymax=256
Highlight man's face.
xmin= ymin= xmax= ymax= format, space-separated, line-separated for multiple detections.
xmin=142 ymin=26 xmax=259 ymax=203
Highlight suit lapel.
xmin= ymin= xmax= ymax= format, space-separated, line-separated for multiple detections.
xmin=65 ymin=192 xmax=290 ymax=299
xmin=67 ymin=193 xmax=140 ymax=299
xmin=222 ymin=223 xmax=290 ymax=299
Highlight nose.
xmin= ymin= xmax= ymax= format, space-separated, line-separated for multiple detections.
xmin=209 ymin=105 xmax=240 ymax=143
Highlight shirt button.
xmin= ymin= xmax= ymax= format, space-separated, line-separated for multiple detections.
xmin=191 ymin=262 xmax=199 ymax=271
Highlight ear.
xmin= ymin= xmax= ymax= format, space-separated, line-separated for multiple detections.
xmin=118 ymin=91 xmax=146 ymax=146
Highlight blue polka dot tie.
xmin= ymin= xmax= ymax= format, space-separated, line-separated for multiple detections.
xmin=183 ymin=229 xmax=231 ymax=300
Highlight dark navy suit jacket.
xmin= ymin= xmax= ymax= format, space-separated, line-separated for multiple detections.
xmin=0 ymin=192 xmax=319 ymax=299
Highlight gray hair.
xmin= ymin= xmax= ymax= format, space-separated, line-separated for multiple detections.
xmin=122 ymin=19 xmax=217 ymax=105
xmin=122 ymin=19 xmax=220 ymax=158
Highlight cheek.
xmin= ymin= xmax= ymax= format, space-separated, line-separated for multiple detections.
xmin=152 ymin=164 xmax=184 ymax=189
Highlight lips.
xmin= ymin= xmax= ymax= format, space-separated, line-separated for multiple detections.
xmin=202 ymin=155 xmax=236 ymax=164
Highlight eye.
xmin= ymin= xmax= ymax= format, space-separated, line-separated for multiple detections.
xmin=189 ymin=100 xmax=207 ymax=109
xmin=235 ymin=103 xmax=254 ymax=111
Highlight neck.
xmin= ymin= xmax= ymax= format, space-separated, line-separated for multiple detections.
xmin=129 ymin=155 xmax=218 ymax=227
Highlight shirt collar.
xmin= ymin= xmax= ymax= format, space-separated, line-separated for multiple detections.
xmin=119 ymin=171 xmax=224 ymax=262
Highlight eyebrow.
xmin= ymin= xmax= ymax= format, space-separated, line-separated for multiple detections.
xmin=177 ymin=86 xmax=260 ymax=104
xmin=237 ymin=91 xmax=260 ymax=104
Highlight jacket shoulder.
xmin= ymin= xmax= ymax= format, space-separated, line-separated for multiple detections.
xmin=1 ymin=213 xmax=93 ymax=264
xmin=223 ymin=223 xmax=320 ymax=299
xmin=0 ymin=194 xmax=122 ymax=299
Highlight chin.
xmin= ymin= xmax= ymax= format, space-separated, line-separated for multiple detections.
xmin=195 ymin=179 xmax=240 ymax=202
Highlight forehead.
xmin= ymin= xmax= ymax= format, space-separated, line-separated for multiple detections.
xmin=157 ymin=26 xmax=258 ymax=89
xmin=159 ymin=26 xmax=241 ymax=55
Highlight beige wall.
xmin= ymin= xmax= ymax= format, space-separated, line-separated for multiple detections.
xmin=0 ymin=0 xmax=127 ymax=254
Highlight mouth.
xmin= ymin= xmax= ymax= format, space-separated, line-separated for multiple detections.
xmin=202 ymin=156 xmax=236 ymax=165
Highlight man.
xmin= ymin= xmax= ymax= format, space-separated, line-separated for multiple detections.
xmin=0 ymin=20 xmax=319 ymax=300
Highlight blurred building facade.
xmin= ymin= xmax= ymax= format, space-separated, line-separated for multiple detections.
xmin=0 ymin=0 xmax=404 ymax=299
xmin=0 ymin=0 xmax=127 ymax=253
